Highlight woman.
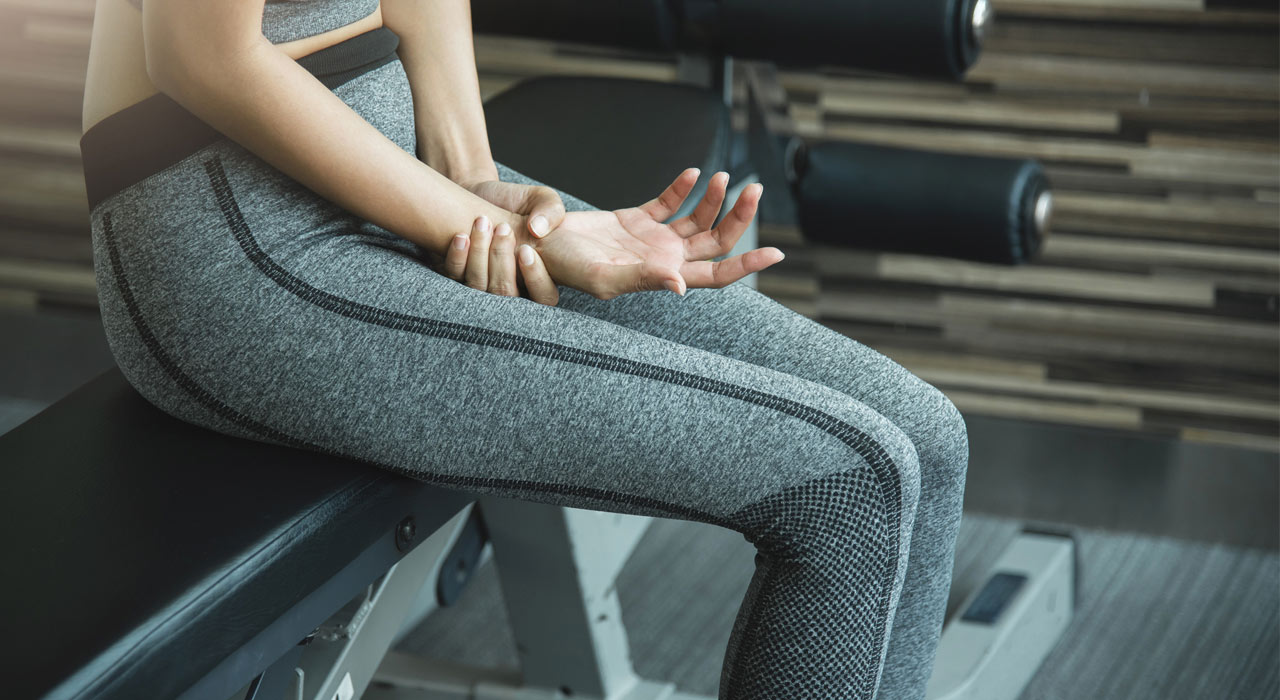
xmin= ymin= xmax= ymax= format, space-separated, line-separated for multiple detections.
xmin=79 ymin=1 xmax=969 ymax=698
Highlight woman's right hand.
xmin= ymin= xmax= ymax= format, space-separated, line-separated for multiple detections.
xmin=434 ymin=215 xmax=561 ymax=307
xmin=529 ymin=169 xmax=783 ymax=301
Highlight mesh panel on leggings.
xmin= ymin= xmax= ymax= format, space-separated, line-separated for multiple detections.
xmin=720 ymin=468 xmax=894 ymax=700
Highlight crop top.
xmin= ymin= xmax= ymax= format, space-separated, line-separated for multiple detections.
xmin=123 ymin=0 xmax=381 ymax=45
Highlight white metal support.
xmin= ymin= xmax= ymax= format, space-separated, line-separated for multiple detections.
xmin=926 ymin=531 xmax=1076 ymax=700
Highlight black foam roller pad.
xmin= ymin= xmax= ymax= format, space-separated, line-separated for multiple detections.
xmin=715 ymin=0 xmax=981 ymax=79
xmin=470 ymin=0 xmax=674 ymax=51
xmin=795 ymin=141 xmax=1049 ymax=265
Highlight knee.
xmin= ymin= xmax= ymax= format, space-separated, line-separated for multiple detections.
xmin=730 ymin=413 xmax=922 ymax=563
xmin=859 ymin=417 xmax=924 ymax=528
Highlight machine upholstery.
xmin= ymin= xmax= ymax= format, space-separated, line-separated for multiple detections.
xmin=484 ymin=76 xmax=731 ymax=214
xmin=3 ymin=1 xmax=1074 ymax=698
xmin=3 ymin=369 xmax=472 ymax=700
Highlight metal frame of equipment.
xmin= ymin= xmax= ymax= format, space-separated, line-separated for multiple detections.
xmin=222 ymin=500 xmax=1075 ymax=700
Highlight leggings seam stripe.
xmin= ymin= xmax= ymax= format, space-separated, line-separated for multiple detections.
xmin=201 ymin=155 xmax=905 ymax=684
xmin=100 ymin=211 xmax=735 ymax=531
xmin=203 ymin=153 xmax=903 ymax=510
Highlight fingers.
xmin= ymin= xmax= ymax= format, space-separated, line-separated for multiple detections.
xmin=517 ymin=244 xmax=560 ymax=306
xmin=526 ymin=186 xmax=566 ymax=239
xmin=638 ymin=167 xmax=700 ymax=221
xmin=488 ymin=222 xmax=519 ymax=296
xmin=464 ymin=216 xmax=492 ymax=291
xmin=680 ymin=246 xmax=786 ymax=289
xmin=441 ymin=215 xmax=491 ymax=283
xmin=672 ymin=170 xmax=729 ymax=237
xmin=443 ymin=216 xmax=550 ymax=303
xmin=441 ymin=229 xmax=470 ymax=282
xmin=682 ymin=182 xmax=763 ymax=261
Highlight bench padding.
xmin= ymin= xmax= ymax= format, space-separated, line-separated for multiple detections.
xmin=2 ymin=369 xmax=471 ymax=700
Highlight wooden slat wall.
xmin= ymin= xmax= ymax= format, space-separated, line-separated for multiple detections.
xmin=1 ymin=0 xmax=1277 ymax=450
xmin=772 ymin=3 xmax=1280 ymax=451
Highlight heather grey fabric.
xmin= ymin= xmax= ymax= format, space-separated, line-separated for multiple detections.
xmin=122 ymin=0 xmax=380 ymax=44
xmin=88 ymin=58 xmax=968 ymax=700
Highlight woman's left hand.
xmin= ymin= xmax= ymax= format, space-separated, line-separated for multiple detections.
xmin=432 ymin=214 xmax=562 ymax=307
xmin=461 ymin=178 xmax=566 ymax=240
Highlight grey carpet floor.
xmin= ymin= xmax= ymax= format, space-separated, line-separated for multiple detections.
xmin=395 ymin=512 xmax=1279 ymax=700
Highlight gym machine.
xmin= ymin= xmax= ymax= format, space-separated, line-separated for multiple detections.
xmin=293 ymin=1 xmax=1077 ymax=698
xmin=4 ymin=2 xmax=1076 ymax=699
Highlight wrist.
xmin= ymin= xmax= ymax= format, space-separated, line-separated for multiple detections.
xmin=453 ymin=165 xmax=502 ymax=190
xmin=408 ymin=166 xmax=517 ymax=259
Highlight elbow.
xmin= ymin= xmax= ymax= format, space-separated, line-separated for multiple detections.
xmin=143 ymin=29 xmax=213 ymax=99
xmin=143 ymin=41 xmax=181 ymax=95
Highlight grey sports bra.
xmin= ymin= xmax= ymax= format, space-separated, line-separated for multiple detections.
xmin=125 ymin=0 xmax=381 ymax=45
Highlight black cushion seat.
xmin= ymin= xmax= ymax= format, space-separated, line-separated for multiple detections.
xmin=2 ymin=369 xmax=472 ymax=700
xmin=484 ymin=75 xmax=731 ymax=213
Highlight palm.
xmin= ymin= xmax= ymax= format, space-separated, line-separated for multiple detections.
xmin=539 ymin=209 xmax=682 ymax=276
xmin=531 ymin=170 xmax=783 ymax=300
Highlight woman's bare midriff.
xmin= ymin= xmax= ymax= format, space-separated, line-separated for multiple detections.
xmin=82 ymin=0 xmax=384 ymax=135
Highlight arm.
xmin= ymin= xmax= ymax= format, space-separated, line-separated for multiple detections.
xmin=380 ymin=0 xmax=495 ymax=186
xmin=381 ymin=0 xmax=563 ymax=240
xmin=141 ymin=0 xmax=521 ymax=258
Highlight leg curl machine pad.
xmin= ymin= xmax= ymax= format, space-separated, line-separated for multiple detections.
xmin=793 ymin=141 xmax=1052 ymax=265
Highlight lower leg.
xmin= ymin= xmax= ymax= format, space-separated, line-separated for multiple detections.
xmin=549 ymin=280 xmax=969 ymax=699
xmin=719 ymin=466 xmax=920 ymax=700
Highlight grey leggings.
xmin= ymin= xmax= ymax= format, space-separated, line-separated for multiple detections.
xmin=83 ymin=34 xmax=968 ymax=700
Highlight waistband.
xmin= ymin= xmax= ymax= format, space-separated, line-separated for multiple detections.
xmin=80 ymin=26 xmax=400 ymax=211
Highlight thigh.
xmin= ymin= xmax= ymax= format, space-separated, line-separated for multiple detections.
xmin=93 ymin=145 xmax=923 ymax=532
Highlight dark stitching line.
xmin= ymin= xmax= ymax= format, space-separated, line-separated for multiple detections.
xmin=203 ymin=153 xmax=904 ymax=516
xmin=202 ymin=154 xmax=905 ymax=696
xmin=100 ymin=208 xmax=736 ymax=531
xmin=96 ymin=212 xmax=405 ymax=697
xmin=102 ymin=212 xmax=301 ymax=447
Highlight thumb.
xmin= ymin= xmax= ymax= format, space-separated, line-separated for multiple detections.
xmin=526 ymin=186 xmax=567 ymax=238
xmin=634 ymin=263 xmax=685 ymax=296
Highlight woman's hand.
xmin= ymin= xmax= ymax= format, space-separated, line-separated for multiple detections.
xmin=433 ymin=214 xmax=561 ymax=306
xmin=531 ymin=169 xmax=784 ymax=300
xmin=460 ymin=178 xmax=565 ymax=240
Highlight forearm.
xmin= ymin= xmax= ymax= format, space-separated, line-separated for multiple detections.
xmin=380 ymin=0 xmax=496 ymax=185
xmin=143 ymin=2 xmax=514 ymax=257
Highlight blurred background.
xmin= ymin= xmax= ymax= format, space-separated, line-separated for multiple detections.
xmin=1 ymin=0 xmax=1277 ymax=698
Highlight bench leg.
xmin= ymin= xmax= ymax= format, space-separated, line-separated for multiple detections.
xmin=263 ymin=507 xmax=476 ymax=700
xmin=366 ymin=499 xmax=711 ymax=700
xmin=926 ymin=529 xmax=1076 ymax=700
